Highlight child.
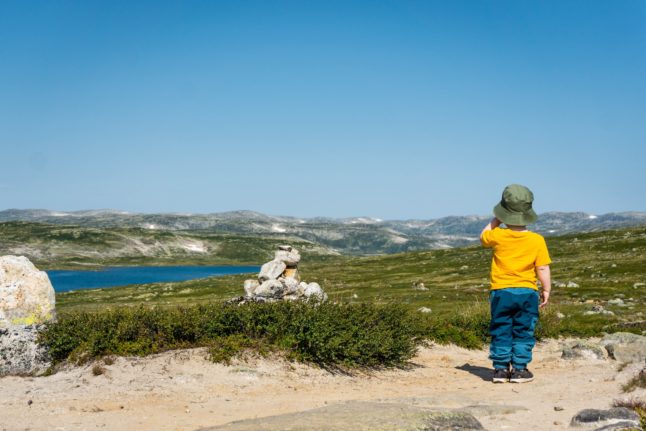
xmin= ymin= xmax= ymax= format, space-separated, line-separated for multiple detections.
xmin=480 ymin=184 xmax=552 ymax=383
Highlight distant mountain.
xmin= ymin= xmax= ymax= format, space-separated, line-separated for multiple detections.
xmin=1 ymin=209 xmax=645 ymax=255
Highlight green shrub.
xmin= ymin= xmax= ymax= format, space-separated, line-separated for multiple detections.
xmin=40 ymin=301 xmax=424 ymax=369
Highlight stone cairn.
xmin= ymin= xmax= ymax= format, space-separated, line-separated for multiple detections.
xmin=241 ymin=245 xmax=327 ymax=303
xmin=0 ymin=255 xmax=56 ymax=376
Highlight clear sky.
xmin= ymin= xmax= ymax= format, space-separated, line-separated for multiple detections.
xmin=1 ymin=1 xmax=644 ymax=219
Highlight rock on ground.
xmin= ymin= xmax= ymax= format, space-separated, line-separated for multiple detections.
xmin=0 ymin=324 xmax=51 ymax=376
xmin=300 ymin=282 xmax=327 ymax=301
xmin=198 ymin=401 xmax=485 ymax=431
xmin=570 ymin=407 xmax=642 ymax=430
xmin=602 ymin=332 xmax=646 ymax=363
xmin=561 ymin=341 xmax=607 ymax=360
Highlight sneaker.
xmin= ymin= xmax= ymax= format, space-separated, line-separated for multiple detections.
xmin=510 ymin=368 xmax=534 ymax=383
xmin=492 ymin=368 xmax=510 ymax=383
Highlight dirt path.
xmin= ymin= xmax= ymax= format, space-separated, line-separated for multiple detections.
xmin=1 ymin=340 xmax=642 ymax=431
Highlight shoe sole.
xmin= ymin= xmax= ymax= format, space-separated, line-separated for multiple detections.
xmin=492 ymin=378 xmax=508 ymax=383
xmin=510 ymin=377 xmax=534 ymax=383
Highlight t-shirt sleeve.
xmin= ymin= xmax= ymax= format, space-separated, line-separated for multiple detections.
xmin=535 ymin=236 xmax=552 ymax=266
xmin=480 ymin=228 xmax=498 ymax=248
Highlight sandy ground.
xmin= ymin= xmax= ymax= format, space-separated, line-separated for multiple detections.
xmin=1 ymin=340 xmax=643 ymax=431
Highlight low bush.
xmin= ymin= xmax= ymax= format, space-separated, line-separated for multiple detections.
xmin=39 ymin=299 xmax=585 ymax=370
xmin=40 ymin=301 xmax=425 ymax=368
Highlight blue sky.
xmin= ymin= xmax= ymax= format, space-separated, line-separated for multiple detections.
xmin=1 ymin=1 xmax=644 ymax=219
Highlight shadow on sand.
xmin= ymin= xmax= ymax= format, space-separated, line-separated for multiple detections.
xmin=455 ymin=363 xmax=492 ymax=382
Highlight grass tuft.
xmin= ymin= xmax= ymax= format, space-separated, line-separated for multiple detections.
xmin=613 ymin=398 xmax=646 ymax=428
xmin=623 ymin=368 xmax=646 ymax=393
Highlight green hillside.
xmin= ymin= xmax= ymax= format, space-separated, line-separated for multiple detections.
xmin=55 ymin=226 xmax=646 ymax=336
xmin=0 ymin=221 xmax=336 ymax=269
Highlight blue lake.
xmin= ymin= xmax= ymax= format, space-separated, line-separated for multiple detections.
xmin=46 ymin=266 xmax=260 ymax=292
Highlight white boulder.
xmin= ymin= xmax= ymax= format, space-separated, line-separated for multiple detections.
xmin=0 ymin=256 xmax=55 ymax=327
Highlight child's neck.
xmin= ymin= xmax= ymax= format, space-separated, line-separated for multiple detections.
xmin=506 ymin=224 xmax=528 ymax=232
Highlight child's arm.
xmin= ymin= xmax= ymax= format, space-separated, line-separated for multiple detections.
xmin=537 ymin=265 xmax=551 ymax=307
xmin=480 ymin=217 xmax=501 ymax=239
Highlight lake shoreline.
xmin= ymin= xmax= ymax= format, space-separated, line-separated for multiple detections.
xmin=47 ymin=265 xmax=260 ymax=293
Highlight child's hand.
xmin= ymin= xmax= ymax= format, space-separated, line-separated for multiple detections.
xmin=540 ymin=290 xmax=550 ymax=308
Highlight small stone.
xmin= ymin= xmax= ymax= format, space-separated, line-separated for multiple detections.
xmin=283 ymin=267 xmax=300 ymax=282
xmin=460 ymin=265 xmax=469 ymax=270
xmin=418 ymin=307 xmax=432 ymax=313
xmin=281 ymin=277 xmax=299 ymax=295
xmin=274 ymin=249 xmax=301 ymax=267
xmin=412 ymin=282 xmax=428 ymax=291
xmin=254 ymin=280 xmax=284 ymax=298
xmin=634 ymin=282 xmax=645 ymax=289
xmin=301 ymin=282 xmax=327 ymax=302
xmin=556 ymin=312 xmax=566 ymax=319
xmin=243 ymin=279 xmax=259 ymax=297
xmin=258 ymin=260 xmax=287 ymax=282
xmin=608 ymin=298 xmax=625 ymax=306
xmin=567 ymin=281 xmax=580 ymax=288
xmin=554 ymin=406 xmax=564 ymax=411
xmin=352 ymin=294 xmax=358 ymax=299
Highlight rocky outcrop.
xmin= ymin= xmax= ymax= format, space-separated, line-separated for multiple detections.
xmin=601 ymin=332 xmax=646 ymax=364
xmin=570 ymin=407 xmax=642 ymax=430
xmin=0 ymin=324 xmax=50 ymax=376
xmin=561 ymin=341 xmax=607 ymax=360
xmin=0 ymin=255 xmax=55 ymax=326
xmin=561 ymin=333 xmax=646 ymax=364
xmin=239 ymin=246 xmax=327 ymax=303
xmin=0 ymin=255 xmax=55 ymax=376
xmin=198 ymin=401 xmax=485 ymax=431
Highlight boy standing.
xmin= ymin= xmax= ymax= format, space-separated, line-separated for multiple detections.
xmin=480 ymin=184 xmax=552 ymax=383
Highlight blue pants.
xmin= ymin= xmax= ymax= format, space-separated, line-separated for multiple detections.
xmin=489 ymin=288 xmax=539 ymax=370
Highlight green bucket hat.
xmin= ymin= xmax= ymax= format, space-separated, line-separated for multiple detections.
xmin=493 ymin=184 xmax=538 ymax=226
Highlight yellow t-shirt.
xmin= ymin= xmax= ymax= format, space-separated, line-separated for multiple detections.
xmin=480 ymin=227 xmax=551 ymax=290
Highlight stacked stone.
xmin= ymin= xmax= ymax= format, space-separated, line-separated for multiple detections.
xmin=0 ymin=255 xmax=55 ymax=376
xmin=242 ymin=246 xmax=327 ymax=302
